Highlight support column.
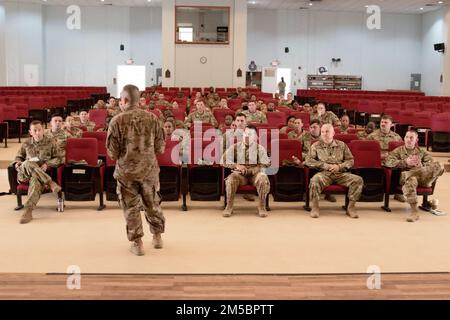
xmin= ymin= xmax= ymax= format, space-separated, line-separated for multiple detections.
xmin=161 ymin=0 xmax=175 ymax=87
xmin=442 ymin=5 xmax=450 ymax=96
xmin=232 ymin=0 xmax=247 ymax=88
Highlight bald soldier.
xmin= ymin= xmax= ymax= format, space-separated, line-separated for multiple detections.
xmin=304 ymin=124 xmax=363 ymax=219
xmin=385 ymin=130 xmax=444 ymax=222
xmin=221 ymin=125 xmax=271 ymax=218
xmin=242 ymin=101 xmax=268 ymax=124
xmin=13 ymin=120 xmax=63 ymax=224
xmin=310 ymin=102 xmax=341 ymax=126
xmin=107 ymin=84 xmax=166 ymax=256
xmin=184 ymin=100 xmax=218 ymax=129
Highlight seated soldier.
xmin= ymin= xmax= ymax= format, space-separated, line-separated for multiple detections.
xmin=184 ymin=100 xmax=218 ymax=129
xmin=243 ymin=101 xmax=268 ymax=124
xmin=221 ymin=125 xmax=271 ymax=218
xmin=339 ymin=115 xmax=352 ymax=133
xmin=299 ymin=119 xmax=321 ymax=161
xmin=78 ymin=110 xmax=96 ymax=131
xmin=267 ymin=102 xmax=279 ymax=113
xmin=13 ymin=121 xmax=63 ymax=224
xmin=280 ymin=92 xmax=295 ymax=107
xmin=304 ymin=124 xmax=363 ymax=219
xmin=357 ymin=121 xmax=376 ymax=139
xmin=280 ymin=116 xmax=296 ymax=134
xmin=303 ymin=103 xmax=312 ymax=113
xmin=310 ymin=102 xmax=341 ymax=126
xmin=171 ymin=101 xmax=180 ymax=110
xmin=150 ymin=93 xmax=171 ymax=109
xmin=45 ymin=114 xmax=70 ymax=160
xmin=212 ymin=98 xmax=230 ymax=111
xmin=163 ymin=120 xmax=175 ymax=140
xmin=260 ymin=104 xmax=268 ymax=115
xmin=219 ymin=114 xmax=235 ymax=131
xmin=93 ymin=100 xmax=106 ymax=109
xmin=63 ymin=116 xmax=83 ymax=138
xmin=139 ymin=96 xmax=149 ymax=110
xmin=288 ymin=118 xmax=305 ymax=140
xmin=385 ymin=130 xmax=444 ymax=222
xmin=367 ymin=115 xmax=404 ymax=202
xmin=107 ymin=97 xmax=120 ymax=116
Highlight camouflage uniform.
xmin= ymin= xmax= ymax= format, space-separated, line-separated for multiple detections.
xmin=221 ymin=142 xmax=271 ymax=212
xmin=242 ymin=110 xmax=268 ymax=124
xmin=45 ymin=128 xmax=70 ymax=160
xmin=339 ymin=126 xmax=350 ymax=134
xmin=14 ymin=135 xmax=62 ymax=210
xmin=385 ymin=145 xmax=444 ymax=204
xmin=106 ymin=105 xmax=166 ymax=242
xmin=367 ymin=129 xmax=402 ymax=163
xmin=305 ymin=140 xmax=363 ymax=202
xmin=64 ymin=127 xmax=83 ymax=138
xmin=150 ymin=100 xmax=171 ymax=109
xmin=287 ymin=129 xmax=304 ymax=140
xmin=78 ymin=120 xmax=96 ymax=132
xmin=299 ymin=132 xmax=321 ymax=160
xmin=184 ymin=110 xmax=218 ymax=128
xmin=357 ymin=131 xmax=369 ymax=140
xmin=311 ymin=111 xmax=340 ymax=126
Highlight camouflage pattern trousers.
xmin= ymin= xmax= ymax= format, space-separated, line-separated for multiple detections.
xmin=400 ymin=161 xmax=444 ymax=204
xmin=117 ymin=177 xmax=165 ymax=242
xmin=309 ymin=171 xmax=363 ymax=202
xmin=17 ymin=160 xmax=53 ymax=210
xmin=224 ymin=172 xmax=270 ymax=208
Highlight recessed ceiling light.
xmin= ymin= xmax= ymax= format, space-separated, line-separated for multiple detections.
xmin=420 ymin=7 xmax=424 ymax=10
xmin=309 ymin=2 xmax=313 ymax=6
xmin=438 ymin=1 xmax=443 ymax=4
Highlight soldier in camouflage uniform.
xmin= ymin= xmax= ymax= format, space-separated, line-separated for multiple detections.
xmin=184 ymin=100 xmax=218 ymax=129
xmin=357 ymin=121 xmax=376 ymax=140
xmin=305 ymin=124 xmax=363 ymax=219
xmin=107 ymin=84 xmax=166 ymax=256
xmin=242 ymin=101 xmax=267 ymax=124
xmin=339 ymin=115 xmax=351 ymax=134
xmin=45 ymin=114 xmax=70 ymax=160
xmin=367 ymin=115 xmax=402 ymax=162
xmin=63 ymin=116 xmax=83 ymax=138
xmin=287 ymin=118 xmax=305 ymax=140
xmin=298 ymin=119 xmax=321 ymax=161
xmin=310 ymin=102 xmax=341 ymax=126
xmin=78 ymin=110 xmax=96 ymax=131
xmin=385 ymin=130 xmax=444 ymax=222
xmin=150 ymin=93 xmax=171 ymax=110
xmin=221 ymin=125 xmax=271 ymax=218
xmin=367 ymin=115 xmax=404 ymax=202
xmin=13 ymin=120 xmax=63 ymax=224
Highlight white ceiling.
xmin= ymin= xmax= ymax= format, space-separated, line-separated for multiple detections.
xmin=10 ymin=0 xmax=449 ymax=14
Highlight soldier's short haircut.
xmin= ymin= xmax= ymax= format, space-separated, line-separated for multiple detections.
xmin=287 ymin=116 xmax=296 ymax=123
xmin=79 ymin=109 xmax=89 ymax=114
xmin=235 ymin=112 xmax=246 ymax=119
xmin=406 ymin=129 xmax=418 ymax=136
xmin=310 ymin=119 xmax=321 ymax=126
xmin=121 ymin=84 xmax=140 ymax=106
xmin=225 ymin=114 xmax=235 ymax=120
xmin=30 ymin=120 xmax=42 ymax=128
xmin=317 ymin=102 xmax=326 ymax=107
xmin=51 ymin=113 xmax=64 ymax=120
xmin=341 ymin=114 xmax=349 ymax=120
xmin=381 ymin=115 xmax=393 ymax=122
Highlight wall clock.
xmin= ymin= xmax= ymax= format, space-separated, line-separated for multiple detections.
xmin=200 ymin=56 xmax=207 ymax=64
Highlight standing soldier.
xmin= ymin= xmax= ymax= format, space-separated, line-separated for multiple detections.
xmin=242 ymin=101 xmax=267 ymax=124
xmin=45 ymin=114 xmax=70 ymax=160
xmin=221 ymin=125 xmax=271 ymax=218
xmin=278 ymin=77 xmax=286 ymax=98
xmin=304 ymin=124 xmax=363 ymax=219
xmin=13 ymin=120 xmax=62 ymax=224
xmin=310 ymin=102 xmax=341 ymax=126
xmin=184 ymin=100 xmax=218 ymax=129
xmin=107 ymin=84 xmax=166 ymax=256
xmin=385 ymin=130 xmax=444 ymax=222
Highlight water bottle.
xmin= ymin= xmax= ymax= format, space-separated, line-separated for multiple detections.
xmin=57 ymin=198 xmax=64 ymax=212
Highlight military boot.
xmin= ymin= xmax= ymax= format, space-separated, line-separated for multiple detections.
xmin=406 ymin=203 xmax=420 ymax=222
xmin=257 ymin=196 xmax=268 ymax=218
xmin=324 ymin=194 xmax=336 ymax=202
xmin=310 ymin=198 xmax=320 ymax=218
xmin=152 ymin=233 xmax=163 ymax=249
xmin=223 ymin=192 xmax=234 ymax=217
xmin=346 ymin=201 xmax=359 ymax=219
xmin=394 ymin=194 xmax=406 ymax=203
xmin=19 ymin=208 xmax=33 ymax=224
xmin=130 ymin=238 xmax=145 ymax=256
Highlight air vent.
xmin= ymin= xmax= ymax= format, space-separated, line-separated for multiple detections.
xmin=425 ymin=3 xmax=437 ymax=6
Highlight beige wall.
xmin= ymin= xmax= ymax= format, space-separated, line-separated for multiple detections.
xmin=162 ymin=0 xmax=246 ymax=88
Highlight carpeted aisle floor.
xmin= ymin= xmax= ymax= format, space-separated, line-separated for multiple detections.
xmin=0 ymin=163 xmax=449 ymax=275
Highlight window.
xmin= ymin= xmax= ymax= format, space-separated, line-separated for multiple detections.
xmin=178 ymin=27 xmax=193 ymax=42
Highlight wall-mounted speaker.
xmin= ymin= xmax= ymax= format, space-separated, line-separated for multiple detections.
xmin=120 ymin=44 xmax=124 ymax=51
xmin=285 ymin=47 xmax=289 ymax=53
xmin=434 ymin=43 xmax=445 ymax=53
